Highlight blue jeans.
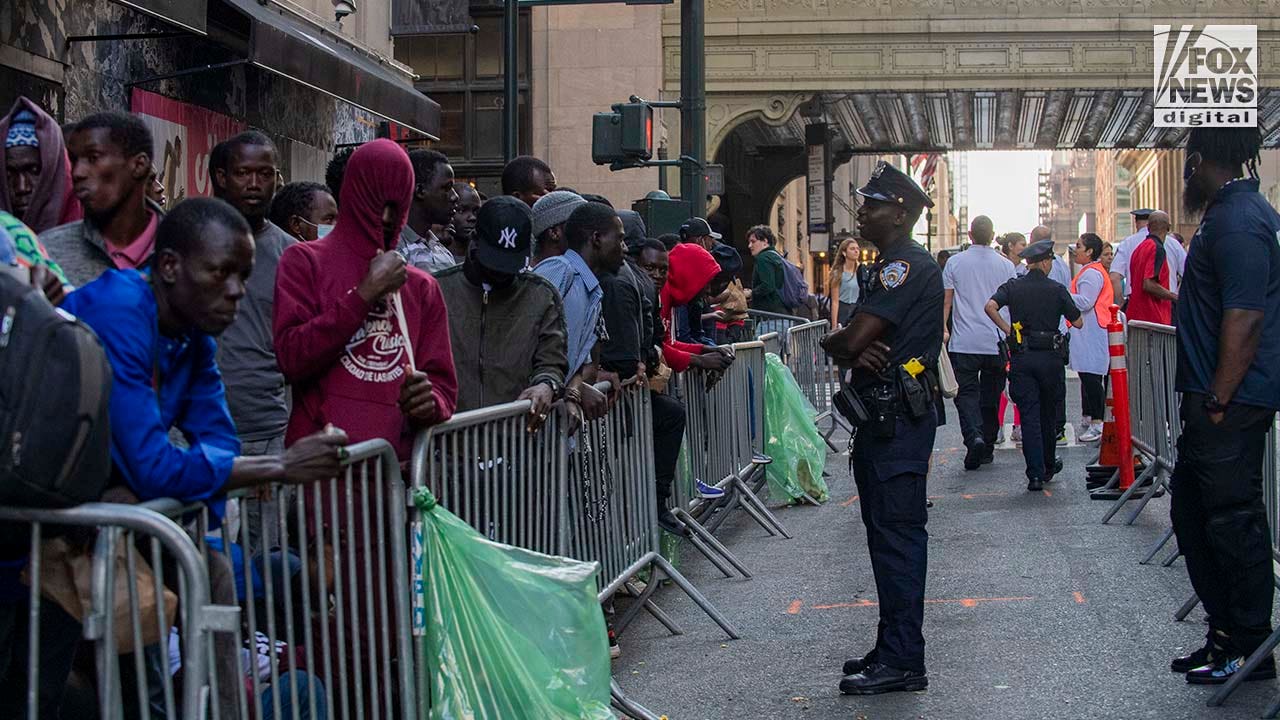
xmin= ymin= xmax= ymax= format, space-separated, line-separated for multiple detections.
xmin=261 ymin=671 xmax=328 ymax=719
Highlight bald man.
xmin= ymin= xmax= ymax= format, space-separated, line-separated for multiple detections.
xmin=1125 ymin=210 xmax=1177 ymax=325
xmin=1112 ymin=209 xmax=1187 ymax=301
xmin=943 ymin=215 xmax=1016 ymax=468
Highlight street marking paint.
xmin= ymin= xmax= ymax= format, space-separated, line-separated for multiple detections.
xmin=1073 ymin=592 xmax=1086 ymax=604
xmin=959 ymin=492 xmax=1008 ymax=500
xmin=806 ymin=596 xmax=1034 ymax=612
xmin=787 ymin=600 xmax=803 ymax=615
xmin=840 ymin=495 xmax=860 ymax=507
xmin=1043 ymin=489 xmax=1053 ymax=497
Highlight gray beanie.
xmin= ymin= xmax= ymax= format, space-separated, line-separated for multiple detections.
xmin=530 ymin=190 xmax=586 ymax=237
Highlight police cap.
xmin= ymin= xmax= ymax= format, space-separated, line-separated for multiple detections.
xmin=1130 ymin=208 xmax=1155 ymax=219
xmin=1019 ymin=238 xmax=1055 ymax=263
xmin=856 ymin=161 xmax=935 ymax=212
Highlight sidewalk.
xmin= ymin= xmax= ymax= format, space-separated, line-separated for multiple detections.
xmin=614 ymin=390 xmax=1280 ymax=719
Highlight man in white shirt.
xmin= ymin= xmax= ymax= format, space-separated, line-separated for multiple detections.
xmin=1111 ymin=208 xmax=1187 ymax=301
xmin=943 ymin=216 xmax=1017 ymax=470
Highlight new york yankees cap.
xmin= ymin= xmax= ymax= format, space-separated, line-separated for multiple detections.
xmin=475 ymin=195 xmax=534 ymax=274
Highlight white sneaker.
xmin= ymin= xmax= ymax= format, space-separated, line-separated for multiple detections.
xmin=1011 ymin=425 xmax=1022 ymax=445
xmin=1079 ymin=423 xmax=1104 ymax=443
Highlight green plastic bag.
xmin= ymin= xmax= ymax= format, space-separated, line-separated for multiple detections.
xmin=413 ymin=488 xmax=615 ymax=720
xmin=763 ymin=353 xmax=831 ymax=504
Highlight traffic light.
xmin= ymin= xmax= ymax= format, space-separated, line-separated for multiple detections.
xmin=592 ymin=101 xmax=653 ymax=167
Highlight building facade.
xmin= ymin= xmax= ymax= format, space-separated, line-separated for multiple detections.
xmin=2 ymin=0 xmax=438 ymax=200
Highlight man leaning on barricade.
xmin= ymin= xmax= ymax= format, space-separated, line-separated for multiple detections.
xmin=2 ymin=197 xmax=351 ymax=719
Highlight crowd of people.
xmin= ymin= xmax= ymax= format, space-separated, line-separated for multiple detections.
xmin=1 ymin=89 xmax=1277 ymax=709
xmin=0 ymin=95 xmax=776 ymax=717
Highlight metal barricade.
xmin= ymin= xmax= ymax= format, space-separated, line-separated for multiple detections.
xmin=759 ymin=331 xmax=782 ymax=358
xmin=0 ymin=501 xmax=222 ymax=720
xmin=746 ymin=310 xmax=809 ymax=353
xmin=1101 ymin=321 xmax=1180 ymax=524
xmin=785 ymin=319 xmax=852 ymax=450
xmin=155 ymin=439 xmax=415 ymax=720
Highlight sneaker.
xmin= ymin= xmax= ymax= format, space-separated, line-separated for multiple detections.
xmin=1171 ymin=639 xmax=1221 ymax=673
xmin=996 ymin=428 xmax=1006 ymax=445
xmin=1056 ymin=428 xmax=1069 ymax=446
xmin=696 ymin=479 xmax=726 ymax=499
xmin=608 ymin=627 xmax=622 ymax=659
xmin=658 ymin=508 xmax=686 ymax=535
xmin=1186 ymin=654 xmax=1277 ymax=685
xmin=1079 ymin=423 xmax=1104 ymax=443
xmin=1011 ymin=425 xmax=1022 ymax=445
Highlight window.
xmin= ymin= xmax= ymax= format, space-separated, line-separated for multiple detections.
xmin=393 ymin=8 xmax=531 ymax=170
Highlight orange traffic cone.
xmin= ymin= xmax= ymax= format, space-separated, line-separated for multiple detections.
xmin=1090 ymin=305 xmax=1146 ymax=499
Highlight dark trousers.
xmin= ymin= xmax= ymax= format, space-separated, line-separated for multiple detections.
xmin=1008 ymin=350 xmax=1065 ymax=480
xmin=0 ymin=595 xmax=82 ymax=718
xmin=1079 ymin=372 xmax=1107 ymax=420
xmin=949 ymin=352 xmax=1006 ymax=448
xmin=1170 ymin=396 xmax=1276 ymax=656
xmin=851 ymin=412 xmax=935 ymax=674
xmin=651 ymin=391 xmax=687 ymax=506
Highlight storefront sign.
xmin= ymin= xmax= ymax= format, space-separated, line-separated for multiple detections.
xmin=130 ymin=89 xmax=246 ymax=207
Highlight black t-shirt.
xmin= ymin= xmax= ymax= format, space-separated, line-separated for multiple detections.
xmin=990 ymin=268 xmax=1081 ymax=333
xmin=1175 ymin=179 xmax=1280 ymax=410
xmin=850 ymin=236 xmax=944 ymax=386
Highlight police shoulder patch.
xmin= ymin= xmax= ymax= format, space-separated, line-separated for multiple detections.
xmin=879 ymin=260 xmax=910 ymax=289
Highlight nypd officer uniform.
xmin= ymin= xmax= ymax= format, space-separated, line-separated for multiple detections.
xmin=985 ymin=239 xmax=1083 ymax=490
xmin=821 ymin=161 xmax=943 ymax=696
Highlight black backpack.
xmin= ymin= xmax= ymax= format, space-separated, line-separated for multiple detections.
xmin=0 ymin=273 xmax=112 ymax=509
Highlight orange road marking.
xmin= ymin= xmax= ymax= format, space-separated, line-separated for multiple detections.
xmin=959 ymin=492 xmax=1008 ymax=500
xmin=1043 ymin=489 xmax=1053 ymax=497
xmin=807 ymin=596 xmax=1034 ymax=612
xmin=1073 ymin=592 xmax=1086 ymax=604
xmin=787 ymin=600 xmax=803 ymax=615
xmin=840 ymin=495 xmax=860 ymax=507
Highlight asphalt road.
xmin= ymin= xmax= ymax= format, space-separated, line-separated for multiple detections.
xmin=613 ymin=382 xmax=1280 ymax=720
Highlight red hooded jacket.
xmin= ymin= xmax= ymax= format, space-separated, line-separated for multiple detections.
xmin=0 ymin=97 xmax=82 ymax=233
xmin=273 ymin=140 xmax=457 ymax=460
xmin=660 ymin=243 xmax=719 ymax=371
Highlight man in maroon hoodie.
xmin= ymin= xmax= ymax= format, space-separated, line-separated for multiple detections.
xmin=273 ymin=139 xmax=458 ymax=461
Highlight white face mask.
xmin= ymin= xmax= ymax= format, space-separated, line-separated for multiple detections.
xmin=317 ymin=224 xmax=335 ymax=239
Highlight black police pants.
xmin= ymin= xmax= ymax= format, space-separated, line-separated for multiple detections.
xmin=1008 ymin=350 xmax=1065 ymax=481
xmin=651 ymin=391 xmax=687 ymax=506
xmin=949 ymin=352 xmax=1006 ymax=448
xmin=851 ymin=412 xmax=935 ymax=674
xmin=1170 ymin=396 xmax=1276 ymax=656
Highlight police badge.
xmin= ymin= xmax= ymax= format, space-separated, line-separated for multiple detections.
xmin=879 ymin=260 xmax=910 ymax=289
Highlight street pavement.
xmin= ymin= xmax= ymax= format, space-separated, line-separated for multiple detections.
xmin=614 ymin=383 xmax=1280 ymax=719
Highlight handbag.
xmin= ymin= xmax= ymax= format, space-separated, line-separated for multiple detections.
xmin=937 ymin=348 xmax=959 ymax=399
xmin=28 ymin=535 xmax=177 ymax=654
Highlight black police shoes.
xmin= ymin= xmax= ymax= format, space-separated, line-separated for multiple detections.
xmin=981 ymin=446 xmax=995 ymax=465
xmin=1186 ymin=654 xmax=1276 ymax=684
xmin=1027 ymin=477 xmax=1044 ymax=492
xmin=964 ymin=439 xmax=987 ymax=471
xmin=840 ymin=662 xmax=928 ymax=695
xmin=842 ymin=653 xmax=873 ymax=675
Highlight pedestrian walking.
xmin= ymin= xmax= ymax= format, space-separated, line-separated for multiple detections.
xmin=828 ymin=235 xmax=861 ymax=328
xmin=941 ymin=215 xmax=1015 ymax=470
xmin=820 ymin=160 xmax=942 ymax=695
xmin=1068 ymin=233 xmax=1112 ymax=442
xmin=984 ymin=239 xmax=1083 ymax=491
xmin=1168 ymin=126 xmax=1280 ymax=685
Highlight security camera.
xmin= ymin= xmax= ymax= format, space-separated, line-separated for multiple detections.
xmin=333 ymin=0 xmax=356 ymax=21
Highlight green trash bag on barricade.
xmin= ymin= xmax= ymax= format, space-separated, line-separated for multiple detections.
xmin=413 ymin=488 xmax=615 ymax=720
xmin=763 ymin=352 xmax=831 ymax=504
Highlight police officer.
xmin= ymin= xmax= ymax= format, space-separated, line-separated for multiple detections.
xmin=984 ymin=239 xmax=1083 ymax=491
xmin=820 ymin=161 xmax=942 ymax=696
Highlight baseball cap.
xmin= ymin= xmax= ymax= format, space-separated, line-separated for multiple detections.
xmin=680 ymin=217 xmax=721 ymax=240
xmin=474 ymin=196 xmax=533 ymax=274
